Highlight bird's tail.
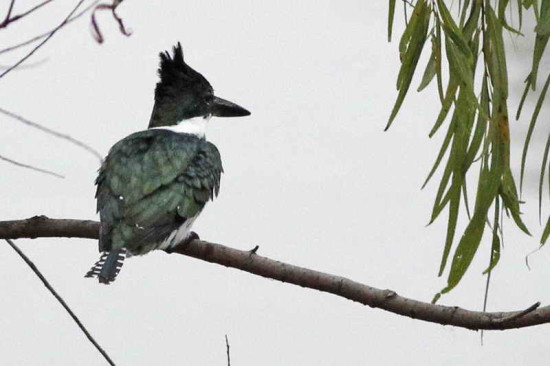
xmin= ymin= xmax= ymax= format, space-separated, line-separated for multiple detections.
xmin=85 ymin=249 xmax=126 ymax=284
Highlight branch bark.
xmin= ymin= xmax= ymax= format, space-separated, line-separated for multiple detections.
xmin=2 ymin=216 xmax=549 ymax=331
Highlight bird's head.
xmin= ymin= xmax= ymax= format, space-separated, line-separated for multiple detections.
xmin=148 ymin=42 xmax=250 ymax=131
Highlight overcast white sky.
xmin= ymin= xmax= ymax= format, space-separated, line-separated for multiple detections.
xmin=1 ymin=1 xmax=550 ymax=365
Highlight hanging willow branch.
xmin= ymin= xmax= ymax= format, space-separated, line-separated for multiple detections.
xmin=1 ymin=216 xmax=550 ymax=331
xmin=387 ymin=0 xmax=550 ymax=299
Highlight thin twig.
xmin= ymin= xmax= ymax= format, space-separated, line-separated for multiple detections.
xmin=4 ymin=239 xmax=116 ymax=366
xmin=0 ymin=58 xmax=48 ymax=69
xmin=0 ymin=0 xmax=86 ymax=80
xmin=0 ymin=0 xmax=99 ymax=55
xmin=0 ymin=154 xmax=64 ymax=178
xmin=90 ymin=0 xmax=132 ymax=44
xmin=0 ymin=107 xmax=103 ymax=162
xmin=225 ymin=334 xmax=231 ymax=366
xmin=0 ymin=0 xmax=53 ymax=28
xmin=1 ymin=217 xmax=550 ymax=331
xmin=493 ymin=302 xmax=541 ymax=325
xmin=2 ymin=0 xmax=15 ymax=25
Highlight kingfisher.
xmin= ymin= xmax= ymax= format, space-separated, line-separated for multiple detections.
xmin=85 ymin=43 xmax=250 ymax=284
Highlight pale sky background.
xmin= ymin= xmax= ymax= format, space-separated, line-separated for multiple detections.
xmin=1 ymin=1 xmax=550 ymax=365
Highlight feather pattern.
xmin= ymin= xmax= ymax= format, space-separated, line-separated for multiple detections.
xmin=86 ymin=129 xmax=222 ymax=283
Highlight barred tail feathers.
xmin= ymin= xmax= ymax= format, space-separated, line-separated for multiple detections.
xmin=85 ymin=249 xmax=126 ymax=284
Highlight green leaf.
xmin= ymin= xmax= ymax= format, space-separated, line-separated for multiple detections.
xmin=417 ymin=43 xmax=437 ymax=91
xmin=387 ymin=0 xmax=431 ymax=130
xmin=464 ymin=77 xmax=489 ymax=170
xmin=538 ymin=132 xmax=550 ymax=222
xmin=442 ymin=211 xmax=488 ymax=293
xmin=429 ymin=162 xmax=453 ymax=224
xmin=498 ymin=0 xmax=525 ymax=36
xmin=500 ymin=168 xmax=531 ymax=235
xmin=463 ymin=0 xmax=482 ymax=38
xmin=515 ymin=74 xmax=532 ymax=120
xmin=486 ymin=4 xmax=509 ymax=98
xmin=429 ymin=78 xmax=458 ymax=137
xmin=483 ymin=198 xmax=501 ymax=275
xmin=423 ymin=119 xmax=455 ymax=188
xmin=520 ymin=72 xmax=550 ymax=192
xmin=535 ymin=0 xmax=550 ymax=36
xmin=445 ymin=37 xmax=478 ymax=109
xmin=529 ymin=0 xmax=550 ymax=89
xmin=541 ymin=216 xmax=550 ymax=245
xmin=436 ymin=0 xmax=473 ymax=58
xmin=388 ymin=0 xmax=396 ymax=42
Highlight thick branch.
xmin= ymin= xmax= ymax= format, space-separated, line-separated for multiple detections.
xmin=2 ymin=216 xmax=549 ymax=331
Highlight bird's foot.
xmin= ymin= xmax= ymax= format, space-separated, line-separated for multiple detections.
xmin=248 ymin=245 xmax=259 ymax=254
xmin=165 ymin=232 xmax=200 ymax=254
xmin=185 ymin=231 xmax=200 ymax=244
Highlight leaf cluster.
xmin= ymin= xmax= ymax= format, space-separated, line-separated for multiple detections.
xmin=387 ymin=0 xmax=549 ymax=299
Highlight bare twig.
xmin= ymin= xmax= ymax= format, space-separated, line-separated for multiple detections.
xmin=90 ymin=0 xmax=132 ymax=44
xmin=225 ymin=335 xmax=231 ymax=366
xmin=493 ymin=302 xmax=541 ymax=325
xmin=0 ymin=107 xmax=103 ymax=162
xmin=1 ymin=216 xmax=550 ymax=331
xmin=0 ymin=0 xmax=53 ymax=28
xmin=0 ymin=0 xmax=86 ymax=80
xmin=0 ymin=58 xmax=48 ymax=69
xmin=0 ymin=154 xmax=64 ymax=178
xmin=0 ymin=1 xmax=99 ymax=55
xmin=1 ymin=0 xmax=16 ymax=26
xmin=4 ymin=238 xmax=115 ymax=366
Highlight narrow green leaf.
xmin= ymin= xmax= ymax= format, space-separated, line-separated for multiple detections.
xmin=538 ymin=132 xmax=550 ymax=223
xmin=516 ymin=74 xmax=532 ymax=120
xmin=442 ymin=212 xmax=487 ymax=293
xmin=438 ymin=183 xmax=461 ymax=276
xmin=500 ymin=168 xmax=531 ymax=235
xmin=417 ymin=43 xmax=437 ymax=91
xmin=463 ymin=0 xmax=482 ymax=38
xmin=429 ymin=162 xmax=454 ymax=224
xmin=498 ymin=0 xmax=525 ymax=35
xmin=429 ymin=78 xmax=458 ymax=137
xmin=530 ymin=0 xmax=550 ymax=89
xmin=387 ymin=0 xmax=431 ymax=129
xmin=483 ymin=198 xmax=501 ymax=274
xmin=486 ymin=4 xmax=509 ymax=98
xmin=436 ymin=0 xmax=473 ymax=58
xmin=464 ymin=77 xmax=489 ymax=170
xmin=445 ymin=37 xmax=476 ymax=105
xmin=518 ymin=0 xmax=523 ymax=29
xmin=462 ymin=179 xmax=472 ymax=219
xmin=459 ymin=0 xmax=472 ymax=28
xmin=423 ymin=120 xmax=455 ymax=188
xmin=388 ymin=0 xmax=396 ymax=42
xmin=520 ymin=72 xmax=550 ymax=192
xmin=434 ymin=19 xmax=445 ymax=101
xmin=535 ymin=0 xmax=550 ymax=36
xmin=541 ymin=216 xmax=550 ymax=245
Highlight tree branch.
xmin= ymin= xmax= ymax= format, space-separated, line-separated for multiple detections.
xmin=0 ymin=0 xmax=53 ymax=29
xmin=0 ymin=0 xmax=86 ymax=80
xmin=0 ymin=0 xmax=100 ymax=55
xmin=4 ymin=238 xmax=115 ymax=365
xmin=1 ymin=216 xmax=549 ymax=331
xmin=0 ymin=106 xmax=103 ymax=162
xmin=0 ymin=154 xmax=64 ymax=178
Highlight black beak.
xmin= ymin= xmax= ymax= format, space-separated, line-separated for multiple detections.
xmin=210 ymin=96 xmax=251 ymax=117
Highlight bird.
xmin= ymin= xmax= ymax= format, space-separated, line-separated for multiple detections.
xmin=85 ymin=43 xmax=250 ymax=284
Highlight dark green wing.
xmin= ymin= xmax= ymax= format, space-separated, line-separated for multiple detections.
xmin=96 ymin=129 xmax=222 ymax=253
